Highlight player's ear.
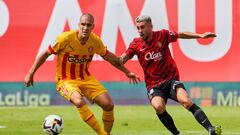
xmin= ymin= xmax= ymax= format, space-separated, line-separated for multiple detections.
xmin=147 ymin=22 xmax=153 ymax=29
xmin=150 ymin=23 xmax=153 ymax=28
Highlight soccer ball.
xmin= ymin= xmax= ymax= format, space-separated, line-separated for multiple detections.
xmin=42 ymin=114 xmax=64 ymax=135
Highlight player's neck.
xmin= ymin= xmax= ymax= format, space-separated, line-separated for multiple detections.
xmin=77 ymin=33 xmax=89 ymax=45
xmin=79 ymin=37 xmax=88 ymax=45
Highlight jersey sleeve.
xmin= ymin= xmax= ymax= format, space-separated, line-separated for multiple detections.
xmin=95 ymin=37 xmax=108 ymax=57
xmin=125 ymin=39 xmax=137 ymax=59
xmin=160 ymin=29 xmax=178 ymax=43
xmin=48 ymin=34 xmax=66 ymax=55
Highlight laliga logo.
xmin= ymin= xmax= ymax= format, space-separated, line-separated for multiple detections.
xmin=145 ymin=51 xmax=163 ymax=61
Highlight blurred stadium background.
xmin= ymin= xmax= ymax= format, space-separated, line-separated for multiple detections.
xmin=0 ymin=0 xmax=240 ymax=134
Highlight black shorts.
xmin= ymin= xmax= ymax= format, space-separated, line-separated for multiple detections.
xmin=147 ymin=80 xmax=186 ymax=103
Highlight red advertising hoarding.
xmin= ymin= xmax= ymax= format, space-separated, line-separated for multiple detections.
xmin=0 ymin=0 xmax=239 ymax=82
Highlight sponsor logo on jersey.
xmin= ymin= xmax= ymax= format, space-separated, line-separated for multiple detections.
xmin=145 ymin=51 xmax=163 ymax=61
xmin=68 ymin=56 xmax=90 ymax=63
xmin=88 ymin=46 xmax=94 ymax=53
xmin=169 ymin=31 xmax=175 ymax=36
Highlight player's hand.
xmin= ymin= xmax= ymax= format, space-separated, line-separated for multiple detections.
xmin=201 ymin=32 xmax=217 ymax=38
xmin=126 ymin=72 xmax=141 ymax=84
xmin=24 ymin=73 xmax=34 ymax=87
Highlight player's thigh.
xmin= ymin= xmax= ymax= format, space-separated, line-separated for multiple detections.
xmin=57 ymin=80 xmax=86 ymax=107
xmin=151 ymin=96 xmax=166 ymax=113
xmin=148 ymin=88 xmax=168 ymax=112
xmin=176 ymin=87 xmax=193 ymax=109
xmin=94 ymin=92 xmax=114 ymax=111
xmin=57 ymin=80 xmax=80 ymax=100
xmin=80 ymin=76 xmax=108 ymax=103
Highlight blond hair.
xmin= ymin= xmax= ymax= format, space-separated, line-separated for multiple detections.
xmin=135 ymin=15 xmax=152 ymax=23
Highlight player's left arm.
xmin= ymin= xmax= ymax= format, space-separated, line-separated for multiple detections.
xmin=102 ymin=51 xmax=140 ymax=84
xmin=178 ymin=32 xmax=217 ymax=39
xmin=119 ymin=53 xmax=131 ymax=65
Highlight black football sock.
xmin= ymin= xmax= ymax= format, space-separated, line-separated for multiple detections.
xmin=157 ymin=111 xmax=180 ymax=135
xmin=188 ymin=104 xmax=213 ymax=131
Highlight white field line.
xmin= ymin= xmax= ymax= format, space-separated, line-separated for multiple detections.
xmin=2 ymin=128 xmax=240 ymax=135
xmin=0 ymin=125 xmax=6 ymax=129
xmin=185 ymin=130 xmax=240 ymax=135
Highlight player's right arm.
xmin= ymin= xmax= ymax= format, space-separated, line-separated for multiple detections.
xmin=24 ymin=49 xmax=51 ymax=87
xmin=24 ymin=33 xmax=67 ymax=87
xmin=119 ymin=39 xmax=137 ymax=65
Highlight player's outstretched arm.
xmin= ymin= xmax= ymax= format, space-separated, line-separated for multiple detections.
xmin=178 ymin=32 xmax=217 ymax=39
xmin=24 ymin=49 xmax=51 ymax=87
xmin=119 ymin=53 xmax=131 ymax=65
xmin=102 ymin=51 xmax=140 ymax=84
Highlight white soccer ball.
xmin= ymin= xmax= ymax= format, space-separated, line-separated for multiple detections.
xmin=42 ymin=114 xmax=64 ymax=135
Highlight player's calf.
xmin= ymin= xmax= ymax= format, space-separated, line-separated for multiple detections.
xmin=188 ymin=104 xmax=213 ymax=131
xmin=157 ymin=111 xmax=180 ymax=135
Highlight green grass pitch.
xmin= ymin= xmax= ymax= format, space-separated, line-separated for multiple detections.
xmin=0 ymin=105 xmax=239 ymax=135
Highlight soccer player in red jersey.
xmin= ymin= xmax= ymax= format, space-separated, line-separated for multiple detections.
xmin=24 ymin=13 xmax=140 ymax=135
xmin=120 ymin=15 xmax=221 ymax=135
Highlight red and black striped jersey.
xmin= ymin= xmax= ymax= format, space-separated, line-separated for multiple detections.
xmin=125 ymin=29 xmax=179 ymax=91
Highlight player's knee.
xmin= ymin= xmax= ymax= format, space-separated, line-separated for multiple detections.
xmin=153 ymin=104 xmax=166 ymax=113
xmin=180 ymin=98 xmax=193 ymax=109
xmin=72 ymin=98 xmax=86 ymax=108
xmin=102 ymin=102 xmax=114 ymax=111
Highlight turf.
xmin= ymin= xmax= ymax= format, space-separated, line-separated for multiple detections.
xmin=0 ymin=105 xmax=239 ymax=135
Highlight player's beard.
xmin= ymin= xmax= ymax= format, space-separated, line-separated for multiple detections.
xmin=80 ymin=31 xmax=91 ymax=39
xmin=81 ymin=31 xmax=90 ymax=37
xmin=141 ymin=34 xmax=150 ymax=41
xmin=144 ymin=31 xmax=153 ymax=42
xmin=144 ymin=35 xmax=150 ymax=41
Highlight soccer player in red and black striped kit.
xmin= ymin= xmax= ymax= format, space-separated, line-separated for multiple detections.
xmin=120 ymin=15 xmax=221 ymax=135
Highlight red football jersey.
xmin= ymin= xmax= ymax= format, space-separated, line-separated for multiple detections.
xmin=125 ymin=29 xmax=179 ymax=91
